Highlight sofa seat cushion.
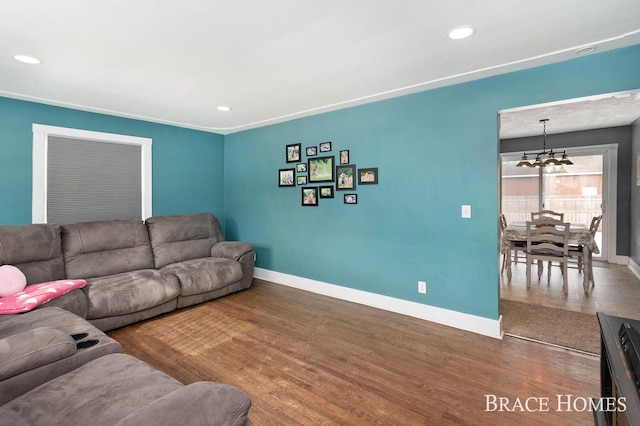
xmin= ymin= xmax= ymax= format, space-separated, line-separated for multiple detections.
xmin=0 ymin=307 xmax=121 ymax=405
xmin=0 ymin=353 xmax=253 ymax=426
xmin=160 ymin=257 xmax=242 ymax=297
xmin=83 ymin=270 xmax=180 ymax=319
xmin=0 ymin=327 xmax=77 ymax=381
xmin=117 ymin=382 xmax=253 ymax=426
xmin=0 ymin=353 xmax=183 ymax=424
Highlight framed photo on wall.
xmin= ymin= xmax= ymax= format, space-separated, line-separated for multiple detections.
xmin=344 ymin=194 xmax=357 ymax=204
xmin=296 ymin=163 xmax=307 ymax=173
xmin=336 ymin=164 xmax=356 ymax=190
xmin=339 ymin=150 xmax=349 ymax=164
xmin=306 ymin=146 xmax=317 ymax=156
xmin=358 ymin=167 xmax=378 ymax=184
xmin=278 ymin=168 xmax=295 ymax=187
xmin=297 ymin=176 xmax=307 ymax=185
xmin=319 ymin=141 xmax=332 ymax=152
xmin=301 ymin=187 xmax=319 ymax=206
xmin=286 ymin=143 xmax=301 ymax=163
xmin=308 ymin=155 xmax=335 ymax=183
xmin=319 ymin=186 xmax=334 ymax=198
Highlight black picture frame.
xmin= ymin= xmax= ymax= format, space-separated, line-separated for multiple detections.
xmin=306 ymin=146 xmax=317 ymax=156
xmin=286 ymin=143 xmax=301 ymax=163
xmin=358 ymin=167 xmax=378 ymax=184
xmin=297 ymin=176 xmax=307 ymax=185
xmin=296 ymin=163 xmax=307 ymax=173
xmin=319 ymin=186 xmax=334 ymax=198
xmin=301 ymin=187 xmax=319 ymax=206
xmin=278 ymin=168 xmax=295 ymax=187
xmin=344 ymin=194 xmax=358 ymax=204
xmin=336 ymin=164 xmax=356 ymax=190
xmin=339 ymin=150 xmax=350 ymax=164
xmin=319 ymin=141 xmax=332 ymax=152
xmin=308 ymin=155 xmax=335 ymax=183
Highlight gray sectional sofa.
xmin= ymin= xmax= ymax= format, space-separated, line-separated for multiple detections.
xmin=0 ymin=212 xmax=255 ymax=424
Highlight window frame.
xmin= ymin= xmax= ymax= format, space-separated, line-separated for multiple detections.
xmin=32 ymin=123 xmax=152 ymax=223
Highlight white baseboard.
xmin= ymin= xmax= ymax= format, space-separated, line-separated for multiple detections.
xmin=612 ymin=255 xmax=629 ymax=265
xmin=629 ymin=258 xmax=640 ymax=281
xmin=254 ymin=268 xmax=503 ymax=340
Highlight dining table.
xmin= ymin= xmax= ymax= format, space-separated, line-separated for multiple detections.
xmin=500 ymin=221 xmax=600 ymax=292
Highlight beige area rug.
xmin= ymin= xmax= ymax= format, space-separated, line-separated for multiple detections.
xmin=500 ymin=299 xmax=600 ymax=354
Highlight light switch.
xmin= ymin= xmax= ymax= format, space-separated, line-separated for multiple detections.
xmin=461 ymin=205 xmax=471 ymax=218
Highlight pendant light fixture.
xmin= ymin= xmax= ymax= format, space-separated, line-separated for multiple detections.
xmin=516 ymin=119 xmax=573 ymax=168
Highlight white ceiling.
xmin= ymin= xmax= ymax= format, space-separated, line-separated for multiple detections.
xmin=1 ymin=0 xmax=640 ymax=135
xmin=499 ymin=90 xmax=640 ymax=139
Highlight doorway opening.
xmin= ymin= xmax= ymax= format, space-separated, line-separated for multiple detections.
xmin=495 ymin=88 xmax=640 ymax=352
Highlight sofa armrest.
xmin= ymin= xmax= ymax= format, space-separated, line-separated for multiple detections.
xmin=211 ymin=241 xmax=254 ymax=261
xmin=115 ymin=382 xmax=252 ymax=426
xmin=0 ymin=327 xmax=76 ymax=381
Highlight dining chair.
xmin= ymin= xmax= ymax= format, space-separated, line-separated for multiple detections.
xmin=500 ymin=214 xmax=525 ymax=274
xmin=569 ymin=214 xmax=602 ymax=286
xmin=528 ymin=210 xmax=564 ymax=277
xmin=526 ymin=217 xmax=571 ymax=293
xmin=531 ymin=210 xmax=564 ymax=221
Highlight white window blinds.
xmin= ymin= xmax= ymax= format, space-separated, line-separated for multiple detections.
xmin=47 ymin=137 xmax=142 ymax=224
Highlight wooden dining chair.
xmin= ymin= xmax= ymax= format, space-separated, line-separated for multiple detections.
xmin=528 ymin=210 xmax=564 ymax=277
xmin=500 ymin=214 xmax=525 ymax=275
xmin=531 ymin=210 xmax=564 ymax=221
xmin=569 ymin=214 xmax=602 ymax=286
xmin=526 ymin=217 xmax=571 ymax=293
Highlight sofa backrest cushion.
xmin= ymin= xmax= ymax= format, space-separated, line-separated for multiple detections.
xmin=61 ymin=219 xmax=155 ymax=279
xmin=0 ymin=224 xmax=65 ymax=284
xmin=145 ymin=213 xmax=224 ymax=268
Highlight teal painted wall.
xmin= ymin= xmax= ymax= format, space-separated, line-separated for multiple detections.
xmin=224 ymin=44 xmax=640 ymax=320
xmin=0 ymin=97 xmax=225 ymax=225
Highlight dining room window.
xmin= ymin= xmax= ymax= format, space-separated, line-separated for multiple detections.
xmin=500 ymin=160 xmax=540 ymax=224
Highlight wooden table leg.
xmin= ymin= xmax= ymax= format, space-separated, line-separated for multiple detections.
xmin=506 ymin=245 xmax=512 ymax=282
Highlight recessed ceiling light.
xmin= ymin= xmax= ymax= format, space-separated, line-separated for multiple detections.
xmin=448 ymin=26 xmax=476 ymax=40
xmin=217 ymin=106 xmax=232 ymax=112
xmin=576 ymin=46 xmax=596 ymax=56
xmin=14 ymin=54 xmax=42 ymax=65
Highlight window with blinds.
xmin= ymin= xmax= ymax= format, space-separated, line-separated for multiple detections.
xmin=32 ymin=124 xmax=152 ymax=224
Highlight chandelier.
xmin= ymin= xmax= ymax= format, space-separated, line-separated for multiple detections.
xmin=516 ymin=119 xmax=573 ymax=168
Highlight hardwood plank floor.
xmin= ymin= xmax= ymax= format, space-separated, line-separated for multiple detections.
xmin=501 ymin=260 xmax=640 ymax=319
xmin=109 ymin=279 xmax=600 ymax=425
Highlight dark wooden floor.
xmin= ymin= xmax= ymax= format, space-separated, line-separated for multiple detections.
xmin=109 ymin=279 xmax=599 ymax=425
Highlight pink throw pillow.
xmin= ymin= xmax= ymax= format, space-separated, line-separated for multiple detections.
xmin=0 ymin=265 xmax=27 ymax=297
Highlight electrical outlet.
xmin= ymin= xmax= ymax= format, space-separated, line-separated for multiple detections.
xmin=418 ymin=281 xmax=427 ymax=294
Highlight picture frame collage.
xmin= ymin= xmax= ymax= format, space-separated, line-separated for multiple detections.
xmin=279 ymin=141 xmax=378 ymax=206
